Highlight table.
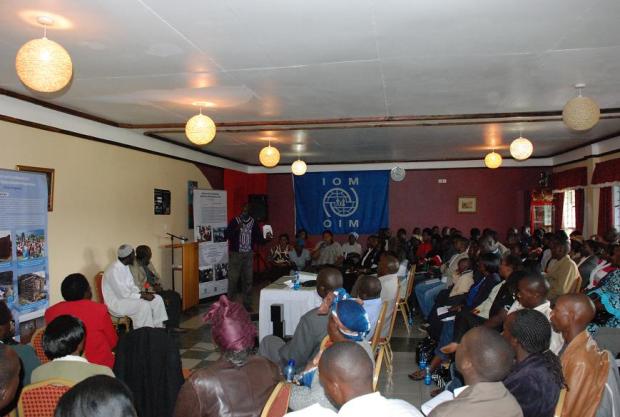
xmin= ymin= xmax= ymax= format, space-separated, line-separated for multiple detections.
xmin=258 ymin=275 xmax=323 ymax=341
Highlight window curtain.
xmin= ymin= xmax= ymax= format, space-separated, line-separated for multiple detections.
xmin=551 ymin=167 xmax=588 ymax=190
xmin=592 ymin=158 xmax=620 ymax=185
xmin=598 ymin=187 xmax=613 ymax=235
xmin=575 ymin=188 xmax=585 ymax=233
xmin=554 ymin=192 xmax=564 ymax=231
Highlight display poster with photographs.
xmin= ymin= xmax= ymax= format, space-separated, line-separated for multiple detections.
xmin=0 ymin=169 xmax=49 ymax=342
xmin=193 ymin=190 xmax=228 ymax=299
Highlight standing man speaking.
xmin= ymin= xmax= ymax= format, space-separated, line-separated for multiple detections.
xmin=225 ymin=203 xmax=271 ymax=311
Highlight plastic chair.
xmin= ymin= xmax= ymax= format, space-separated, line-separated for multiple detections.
xmin=554 ymin=388 xmax=567 ymax=417
xmin=29 ymin=327 xmax=49 ymax=364
xmin=397 ymin=265 xmax=416 ymax=334
xmin=17 ymin=378 xmax=74 ymax=417
xmin=94 ymin=272 xmax=132 ymax=331
xmin=260 ymin=382 xmax=292 ymax=417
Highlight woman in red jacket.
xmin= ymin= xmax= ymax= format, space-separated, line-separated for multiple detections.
xmin=45 ymin=273 xmax=118 ymax=368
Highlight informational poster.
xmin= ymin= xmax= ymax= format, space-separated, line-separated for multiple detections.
xmin=0 ymin=169 xmax=49 ymax=341
xmin=193 ymin=189 xmax=228 ymax=299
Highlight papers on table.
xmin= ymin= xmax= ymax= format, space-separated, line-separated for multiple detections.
xmin=436 ymin=306 xmax=455 ymax=322
xmin=283 ymin=272 xmax=318 ymax=288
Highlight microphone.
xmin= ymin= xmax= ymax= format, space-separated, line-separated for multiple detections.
xmin=166 ymin=232 xmax=187 ymax=241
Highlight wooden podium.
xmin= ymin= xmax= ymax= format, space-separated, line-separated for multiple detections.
xmin=164 ymin=242 xmax=199 ymax=311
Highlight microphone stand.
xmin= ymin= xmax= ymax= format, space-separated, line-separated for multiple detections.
xmin=166 ymin=232 xmax=187 ymax=292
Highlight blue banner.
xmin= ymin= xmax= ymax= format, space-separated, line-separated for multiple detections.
xmin=294 ymin=171 xmax=389 ymax=235
xmin=0 ymin=169 xmax=49 ymax=341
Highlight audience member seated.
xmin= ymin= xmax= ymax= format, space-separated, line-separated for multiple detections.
xmin=376 ymin=254 xmax=400 ymax=337
xmin=588 ymin=244 xmax=617 ymax=289
xmin=32 ymin=315 xmax=114 ymax=384
xmin=356 ymin=235 xmax=381 ymax=275
xmin=545 ymin=233 xmax=579 ymax=301
xmin=551 ymin=294 xmax=610 ymax=417
xmin=267 ymin=234 xmax=294 ymax=280
xmin=540 ymin=232 xmax=555 ymax=272
xmin=0 ymin=344 xmax=21 ymax=416
xmin=45 ymin=273 xmax=117 ymax=368
xmin=428 ymin=327 xmax=522 ymax=417
xmin=355 ymin=275 xmax=383 ymax=340
xmin=288 ymin=297 xmax=373 ymax=412
xmin=130 ymin=245 xmax=183 ymax=330
xmin=415 ymin=228 xmax=434 ymax=263
xmin=503 ymin=309 xmax=564 ymax=417
xmin=174 ymin=296 xmax=281 ymax=417
xmin=578 ymin=239 xmax=601 ymax=289
xmin=259 ymin=268 xmax=343 ymax=370
xmin=588 ymin=243 xmax=620 ymax=331
xmin=103 ymin=244 xmax=168 ymax=329
xmin=290 ymin=238 xmax=312 ymax=271
xmin=0 ymin=300 xmax=40 ymax=385
xmin=54 ymin=375 xmax=138 ymax=417
xmin=311 ymin=230 xmax=343 ymax=268
xmin=342 ymin=232 xmax=362 ymax=259
xmin=286 ymin=342 xmax=423 ymax=417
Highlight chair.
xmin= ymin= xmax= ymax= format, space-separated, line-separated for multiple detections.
xmin=29 ymin=327 xmax=49 ymax=364
xmin=94 ymin=272 xmax=132 ymax=331
xmin=17 ymin=378 xmax=74 ymax=417
xmin=397 ymin=265 xmax=417 ymax=334
xmin=375 ymin=283 xmax=401 ymax=375
xmin=319 ymin=335 xmax=331 ymax=351
xmin=370 ymin=301 xmax=388 ymax=352
xmin=260 ymin=382 xmax=292 ymax=417
xmin=554 ymin=388 xmax=567 ymax=417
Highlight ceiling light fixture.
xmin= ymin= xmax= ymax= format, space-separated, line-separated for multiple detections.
xmin=15 ymin=16 xmax=73 ymax=93
xmin=291 ymin=157 xmax=307 ymax=176
xmin=185 ymin=107 xmax=216 ymax=145
xmin=509 ymin=130 xmax=533 ymax=161
xmin=484 ymin=150 xmax=502 ymax=169
xmin=562 ymin=83 xmax=600 ymax=131
xmin=259 ymin=139 xmax=280 ymax=168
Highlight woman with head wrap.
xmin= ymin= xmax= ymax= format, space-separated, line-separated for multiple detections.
xmin=173 ymin=296 xmax=281 ymax=417
xmin=288 ymin=290 xmax=375 ymax=412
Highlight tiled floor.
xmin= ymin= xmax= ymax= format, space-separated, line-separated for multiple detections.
xmin=177 ymin=291 xmax=433 ymax=408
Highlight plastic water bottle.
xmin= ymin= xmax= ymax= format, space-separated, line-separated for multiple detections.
xmin=284 ymin=359 xmax=296 ymax=382
xmin=424 ymin=368 xmax=432 ymax=386
xmin=408 ymin=313 xmax=414 ymax=328
xmin=293 ymin=271 xmax=301 ymax=291
xmin=419 ymin=355 xmax=427 ymax=370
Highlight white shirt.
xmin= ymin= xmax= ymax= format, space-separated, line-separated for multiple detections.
xmin=342 ymin=242 xmax=362 ymax=257
xmin=507 ymin=300 xmax=564 ymax=354
xmin=54 ymin=355 xmax=89 ymax=363
xmin=285 ymin=392 xmax=423 ymax=417
xmin=102 ymin=259 xmax=141 ymax=311
xmin=379 ymin=273 xmax=399 ymax=304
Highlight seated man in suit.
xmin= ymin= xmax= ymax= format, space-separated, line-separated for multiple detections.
xmin=259 ymin=267 xmax=343 ymax=371
xmin=0 ymin=300 xmax=40 ymax=385
xmin=129 ymin=245 xmax=183 ymax=331
xmin=31 ymin=315 xmax=114 ymax=384
xmin=103 ymin=244 xmax=168 ymax=329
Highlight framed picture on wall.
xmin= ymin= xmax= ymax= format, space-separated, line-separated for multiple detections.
xmin=16 ymin=165 xmax=55 ymax=211
xmin=457 ymin=196 xmax=477 ymax=213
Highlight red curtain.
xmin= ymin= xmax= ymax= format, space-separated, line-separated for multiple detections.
xmin=554 ymin=192 xmax=564 ymax=231
xmin=575 ymin=188 xmax=585 ymax=233
xmin=592 ymin=158 xmax=620 ymax=184
xmin=223 ymin=169 xmax=267 ymax=221
xmin=598 ymin=187 xmax=613 ymax=235
xmin=552 ymin=167 xmax=588 ymax=189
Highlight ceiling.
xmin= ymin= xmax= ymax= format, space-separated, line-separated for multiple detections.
xmin=1 ymin=0 xmax=620 ymax=165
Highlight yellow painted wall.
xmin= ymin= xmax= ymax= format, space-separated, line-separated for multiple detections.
xmin=553 ymin=150 xmax=620 ymax=236
xmin=0 ymin=120 xmax=211 ymax=303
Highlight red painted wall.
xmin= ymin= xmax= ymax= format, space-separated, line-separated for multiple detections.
xmin=267 ymin=167 xmax=546 ymax=241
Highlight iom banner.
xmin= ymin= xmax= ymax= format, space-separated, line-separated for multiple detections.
xmin=294 ymin=171 xmax=389 ymax=235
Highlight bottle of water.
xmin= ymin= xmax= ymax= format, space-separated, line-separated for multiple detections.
xmin=284 ymin=359 xmax=296 ymax=382
xmin=408 ymin=313 xmax=414 ymax=328
xmin=419 ymin=355 xmax=427 ymax=370
xmin=293 ymin=271 xmax=301 ymax=291
xmin=424 ymin=367 xmax=432 ymax=385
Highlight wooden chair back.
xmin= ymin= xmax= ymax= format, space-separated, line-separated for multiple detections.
xmin=405 ymin=265 xmax=416 ymax=299
xmin=260 ymin=382 xmax=292 ymax=417
xmin=373 ymin=343 xmax=385 ymax=391
xmin=370 ymin=301 xmax=388 ymax=352
xmin=554 ymin=388 xmax=567 ymax=417
xmin=29 ymin=327 xmax=49 ymax=364
xmin=17 ymin=379 xmax=74 ymax=417
xmin=94 ymin=271 xmax=105 ymax=303
xmin=385 ymin=283 xmax=401 ymax=342
xmin=319 ymin=335 xmax=331 ymax=351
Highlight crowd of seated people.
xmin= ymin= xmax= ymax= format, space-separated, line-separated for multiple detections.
xmin=1 ymin=226 xmax=619 ymax=417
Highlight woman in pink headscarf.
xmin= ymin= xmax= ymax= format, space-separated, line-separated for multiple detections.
xmin=174 ymin=296 xmax=282 ymax=417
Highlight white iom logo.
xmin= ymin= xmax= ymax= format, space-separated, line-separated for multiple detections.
xmin=321 ymin=177 xmax=360 ymax=229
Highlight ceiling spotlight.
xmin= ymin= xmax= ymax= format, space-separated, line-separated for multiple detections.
xmin=291 ymin=158 xmax=307 ymax=175
xmin=484 ymin=151 xmax=502 ymax=169
xmin=185 ymin=108 xmax=216 ymax=145
xmin=15 ymin=16 xmax=73 ymax=93
xmin=562 ymin=83 xmax=600 ymax=131
xmin=509 ymin=135 xmax=533 ymax=161
xmin=259 ymin=140 xmax=280 ymax=168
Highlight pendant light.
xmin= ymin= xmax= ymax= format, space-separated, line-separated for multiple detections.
xmin=15 ymin=16 xmax=73 ymax=93
xmin=562 ymin=83 xmax=600 ymax=131
xmin=291 ymin=158 xmax=307 ymax=175
xmin=259 ymin=139 xmax=280 ymax=167
xmin=509 ymin=130 xmax=534 ymax=161
xmin=185 ymin=107 xmax=216 ymax=145
xmin=484 ymin=150 xmax=502 ymax=169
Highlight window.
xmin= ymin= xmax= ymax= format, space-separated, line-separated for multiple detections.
xmin=614 ymin=185 xmax=620 ymax=230
xmin=562 ymin=189 xmax=576 ymax=233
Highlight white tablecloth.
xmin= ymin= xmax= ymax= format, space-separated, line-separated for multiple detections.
xmin=258 ymin=276 xmax=322 ymax=341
